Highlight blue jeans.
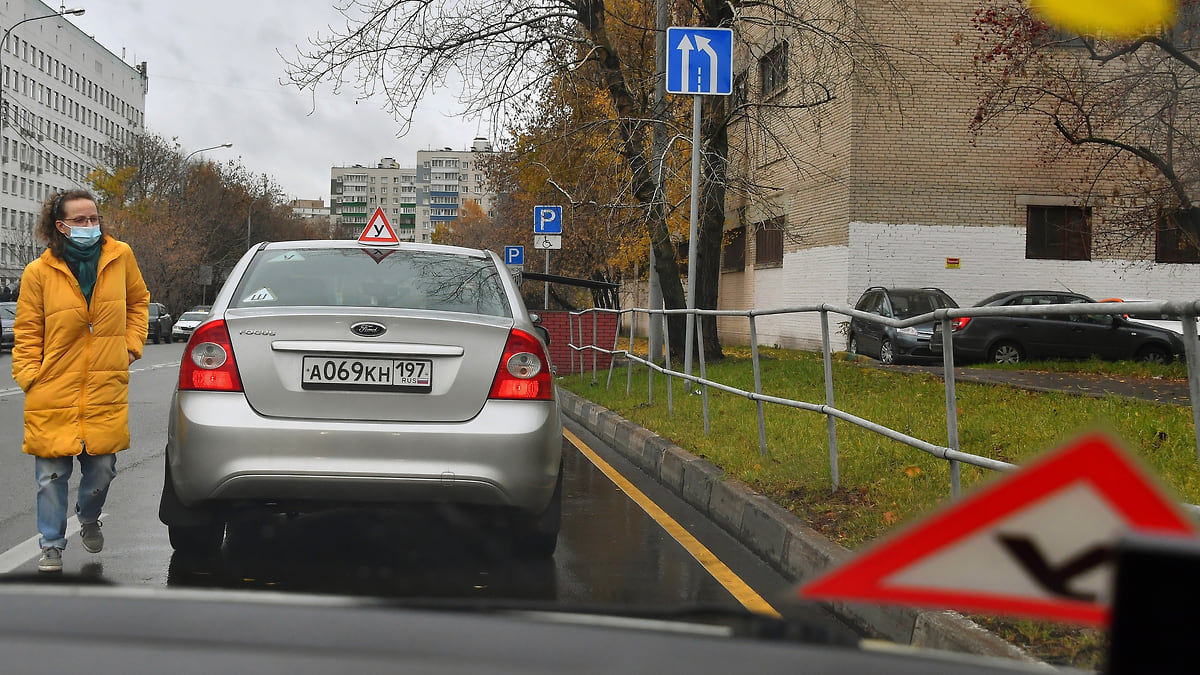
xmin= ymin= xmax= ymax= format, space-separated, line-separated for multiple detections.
xmin=35 ymin=453 xmax=117 ymax=550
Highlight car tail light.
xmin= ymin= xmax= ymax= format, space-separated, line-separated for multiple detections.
xmin=489 ymin=328 xmax=553 ymax=401
xmin=950 ymin=317 xmax=972 ymax=331
xmin=179 ymin=320 xmax=243 ymax=392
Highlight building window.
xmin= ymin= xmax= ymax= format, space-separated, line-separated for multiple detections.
xmin=1026 ymin=205 xmax=1090 ymax=260
xmin=755 ymin=217 xmax=784 ymax=266
xmin=1156 ymin=212 xmax=1200 ymax=263
xmin=759 ymin=42 xmax=788 ymax=99
xmin=722 ymin=226 xmax=746 ymax=272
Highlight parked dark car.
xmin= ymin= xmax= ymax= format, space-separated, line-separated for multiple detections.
xmin=148 ymin=302 xmax=173 ymax=344
xmin=846 ymin=287 xmax=958 ymax=365
xmin=0 ymin=301 xmax=12 ymax=352
xmin=931 ymin=290 xmax=1185 ymax=364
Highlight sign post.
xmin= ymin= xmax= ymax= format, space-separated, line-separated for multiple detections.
xmin=534 ymin=206 xmax=563 ymax=309
xmin=666 ymin=27 xmax=732 ymax=382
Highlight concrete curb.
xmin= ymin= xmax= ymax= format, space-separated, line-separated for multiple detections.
xmin=559 ymin=388 xmax=1039 ymax=664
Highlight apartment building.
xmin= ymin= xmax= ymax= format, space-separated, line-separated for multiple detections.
xmin=0 ymin=0 xmax=148 ymax=286
xmin=330 ymin=139 xmax=496 ymax=243
xmin=330 ymin=158 xmax=418 ymax=241
xmin=289 ymin=198 xmax=330 ymax=224
xmin=414 ymin=137 xmax=494 ymax=242
xmin=719 ymin=0 xmax=1200 ymax=350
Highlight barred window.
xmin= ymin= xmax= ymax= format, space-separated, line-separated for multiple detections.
xmin=758 ymin=42 xmax=788 ymax=99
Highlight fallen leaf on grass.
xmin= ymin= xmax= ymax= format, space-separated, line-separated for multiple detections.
xmin=883 ymin=511 xmax=899 ymax=525
xmin=904 ymin=465 xmax=923 ymax=478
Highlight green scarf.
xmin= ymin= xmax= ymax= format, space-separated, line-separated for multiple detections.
xmin=61 ymin=238 xmax=103 ymax=304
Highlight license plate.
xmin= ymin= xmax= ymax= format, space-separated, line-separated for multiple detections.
xmin=301 ymin=356 xmax=432 ymax=392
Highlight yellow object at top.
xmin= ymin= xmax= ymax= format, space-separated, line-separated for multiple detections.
xmin=1029 ymin=0 xmax=1178 ymax=38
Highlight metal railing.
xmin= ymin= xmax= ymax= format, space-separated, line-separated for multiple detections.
xmin=566 ymin=300 xmax=1200 ymax=500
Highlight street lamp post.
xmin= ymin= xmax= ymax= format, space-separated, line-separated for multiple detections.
xmin=182 ymin=143 xmax=233 ymax=163
xmin=0 ymin=8 xmax=85 ymax=129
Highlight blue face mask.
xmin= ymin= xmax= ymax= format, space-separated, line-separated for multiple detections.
xmin=68 ymin=225 xmax=101 ymax=246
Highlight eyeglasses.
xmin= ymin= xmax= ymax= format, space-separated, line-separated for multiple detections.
xmin=58 ymin=216 xmax=103 ymax=226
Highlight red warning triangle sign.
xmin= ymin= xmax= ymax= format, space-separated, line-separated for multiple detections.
xmin=358 ymin=208 xmax=400 ymax=245
xmin=798 ymin=433 xmax=1196 ymax=626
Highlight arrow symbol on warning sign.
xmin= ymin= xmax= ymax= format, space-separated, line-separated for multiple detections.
xmin=997 ymin=534 xmax=1113 ymax=603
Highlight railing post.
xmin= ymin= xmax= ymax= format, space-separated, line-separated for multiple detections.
xmin=820 ymin=309 xmax=839 ymax=493
xmin=627 ymin=309 xmax=636 ymax=397
xmin=578 ymin=311 xmax=587 ymax=385
xmin=696 ymin=312 xmax=710 ymax=436
xmin=591 ymin=310 xmax=599 ymax=385
xmin=941 ymin=315 xmax=961 ymax=500
xmin=607 ymin=310 xmax=621 ymax=391
xmin=648 ymin=309 xmax=655 ymax=406
xmin=567 ymin=310 xmax=575 ymax=378
xmin=748 ymin=314 xmax=767 ymax=457
xmin=665 ymin=309 xmax=674 ymax=416
xmin=1182 ymin=308 xmax=1200 ymax=472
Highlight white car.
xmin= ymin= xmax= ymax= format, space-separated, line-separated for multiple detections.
xmin=170 ymin=311 xmax=208 ymax=343
xmin=1100 ymin=298 xmax=1196 ymax=337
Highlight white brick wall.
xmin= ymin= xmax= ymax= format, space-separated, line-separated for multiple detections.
xmin=715 ymin=222 xmax=1200 ymax=351
xmin=848 ymin=222 xmax=1200 ymax=307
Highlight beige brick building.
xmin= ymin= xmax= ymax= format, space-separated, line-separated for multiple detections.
xmin=717 ymin=0 xmax=1200 ymax=349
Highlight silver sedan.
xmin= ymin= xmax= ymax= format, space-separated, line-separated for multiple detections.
xmin=159 ymin=239 xmax=562 ymax=556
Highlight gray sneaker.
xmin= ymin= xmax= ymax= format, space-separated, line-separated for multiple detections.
xmin=80 ymin=520 xmax=103 ymax=553
xmin=37 ymin=547 xmax=62 ymax=573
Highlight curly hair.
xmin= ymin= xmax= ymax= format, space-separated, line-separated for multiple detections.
xmin=37 ymin=189 xmax=107 ymax=260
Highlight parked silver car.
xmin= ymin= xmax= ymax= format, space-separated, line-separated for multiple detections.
xmin=160 ymin=240 xmax=563 ymax=556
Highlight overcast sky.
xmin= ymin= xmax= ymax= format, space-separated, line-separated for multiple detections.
xmin=67 ymin=1 xmax=484 ymax=203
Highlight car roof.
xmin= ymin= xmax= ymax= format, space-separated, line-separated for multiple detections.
xmin=257 ymin=239 xmax=493 ymax=260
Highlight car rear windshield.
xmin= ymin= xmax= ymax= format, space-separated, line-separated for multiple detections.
xmin=888 ymin=290 xmax=957 ymax=319
xmin=230 ymin=248 xmax=511 ymax=318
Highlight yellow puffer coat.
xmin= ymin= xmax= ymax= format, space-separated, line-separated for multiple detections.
xmin=12 ymin=238 xmax=150 ymax=457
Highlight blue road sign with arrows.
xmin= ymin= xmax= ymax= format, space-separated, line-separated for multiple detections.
xmin=533 ymin=205 xmax=563 ymax=234
xmin=666 ymin=27 xmax=733 ymax=96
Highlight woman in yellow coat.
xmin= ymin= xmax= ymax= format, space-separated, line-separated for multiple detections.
xmin=12 ymin=189 xmax=149 ymax=573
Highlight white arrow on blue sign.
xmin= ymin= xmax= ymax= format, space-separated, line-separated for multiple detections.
xmin=533 ymin=205 xmax=563 ymax=234
xmin=504 ymin=245 xmax=525 ymax=266
xmin=666 ymin=27 xmax=733 ymax=96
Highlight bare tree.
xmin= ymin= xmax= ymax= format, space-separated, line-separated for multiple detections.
xmin=972 ymin=0 xmax=1200 ymax=257
xmin=285 ymin=0 xmax=898 ymax=358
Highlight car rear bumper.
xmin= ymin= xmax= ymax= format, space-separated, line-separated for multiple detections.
xmin=167 ymin=390 xmax=563 ymax=514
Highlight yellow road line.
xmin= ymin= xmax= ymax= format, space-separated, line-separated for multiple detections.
xmin=564 ymin=428 xmax=781 ymax=618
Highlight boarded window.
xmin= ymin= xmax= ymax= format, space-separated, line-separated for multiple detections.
xmin=1026 ymin=206 xmax=1090 ymax=260
xmin=722 ymin=226 xmax=745 ymax=272
xmin=755 ymin=218 xmax=784 ymax=266
xmin=1156 ymin=212 xmax=1200 ymax=263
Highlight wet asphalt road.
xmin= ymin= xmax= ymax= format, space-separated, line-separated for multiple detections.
xmin=0 ymin=343 xmax=859 ymax=640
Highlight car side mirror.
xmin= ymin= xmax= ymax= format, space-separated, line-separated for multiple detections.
xmin=534 ymin=325 xmax=551 ymax=346
xmin=529 ymin=312 xmax=541 ymax=324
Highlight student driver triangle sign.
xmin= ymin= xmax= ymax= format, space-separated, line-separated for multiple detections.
xmin=798 ymin=433 xmax=1196 ymax=626
xmin=358 ymin=207 xmax=400 ymax=245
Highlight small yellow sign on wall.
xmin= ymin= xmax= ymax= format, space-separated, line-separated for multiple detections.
xmin=945 ymin=257 xmax=961 ymax=269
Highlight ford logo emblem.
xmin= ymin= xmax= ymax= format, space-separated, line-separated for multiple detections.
xmin=351 ymin=322 xmax=387 ymax=338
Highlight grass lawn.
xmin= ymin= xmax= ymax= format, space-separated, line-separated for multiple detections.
xmin=559 ymin=344 xmax=1198 ymax=669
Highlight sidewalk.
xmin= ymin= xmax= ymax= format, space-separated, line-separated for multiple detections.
xmin=886 ymin=363 xmax=1193 ymax=406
